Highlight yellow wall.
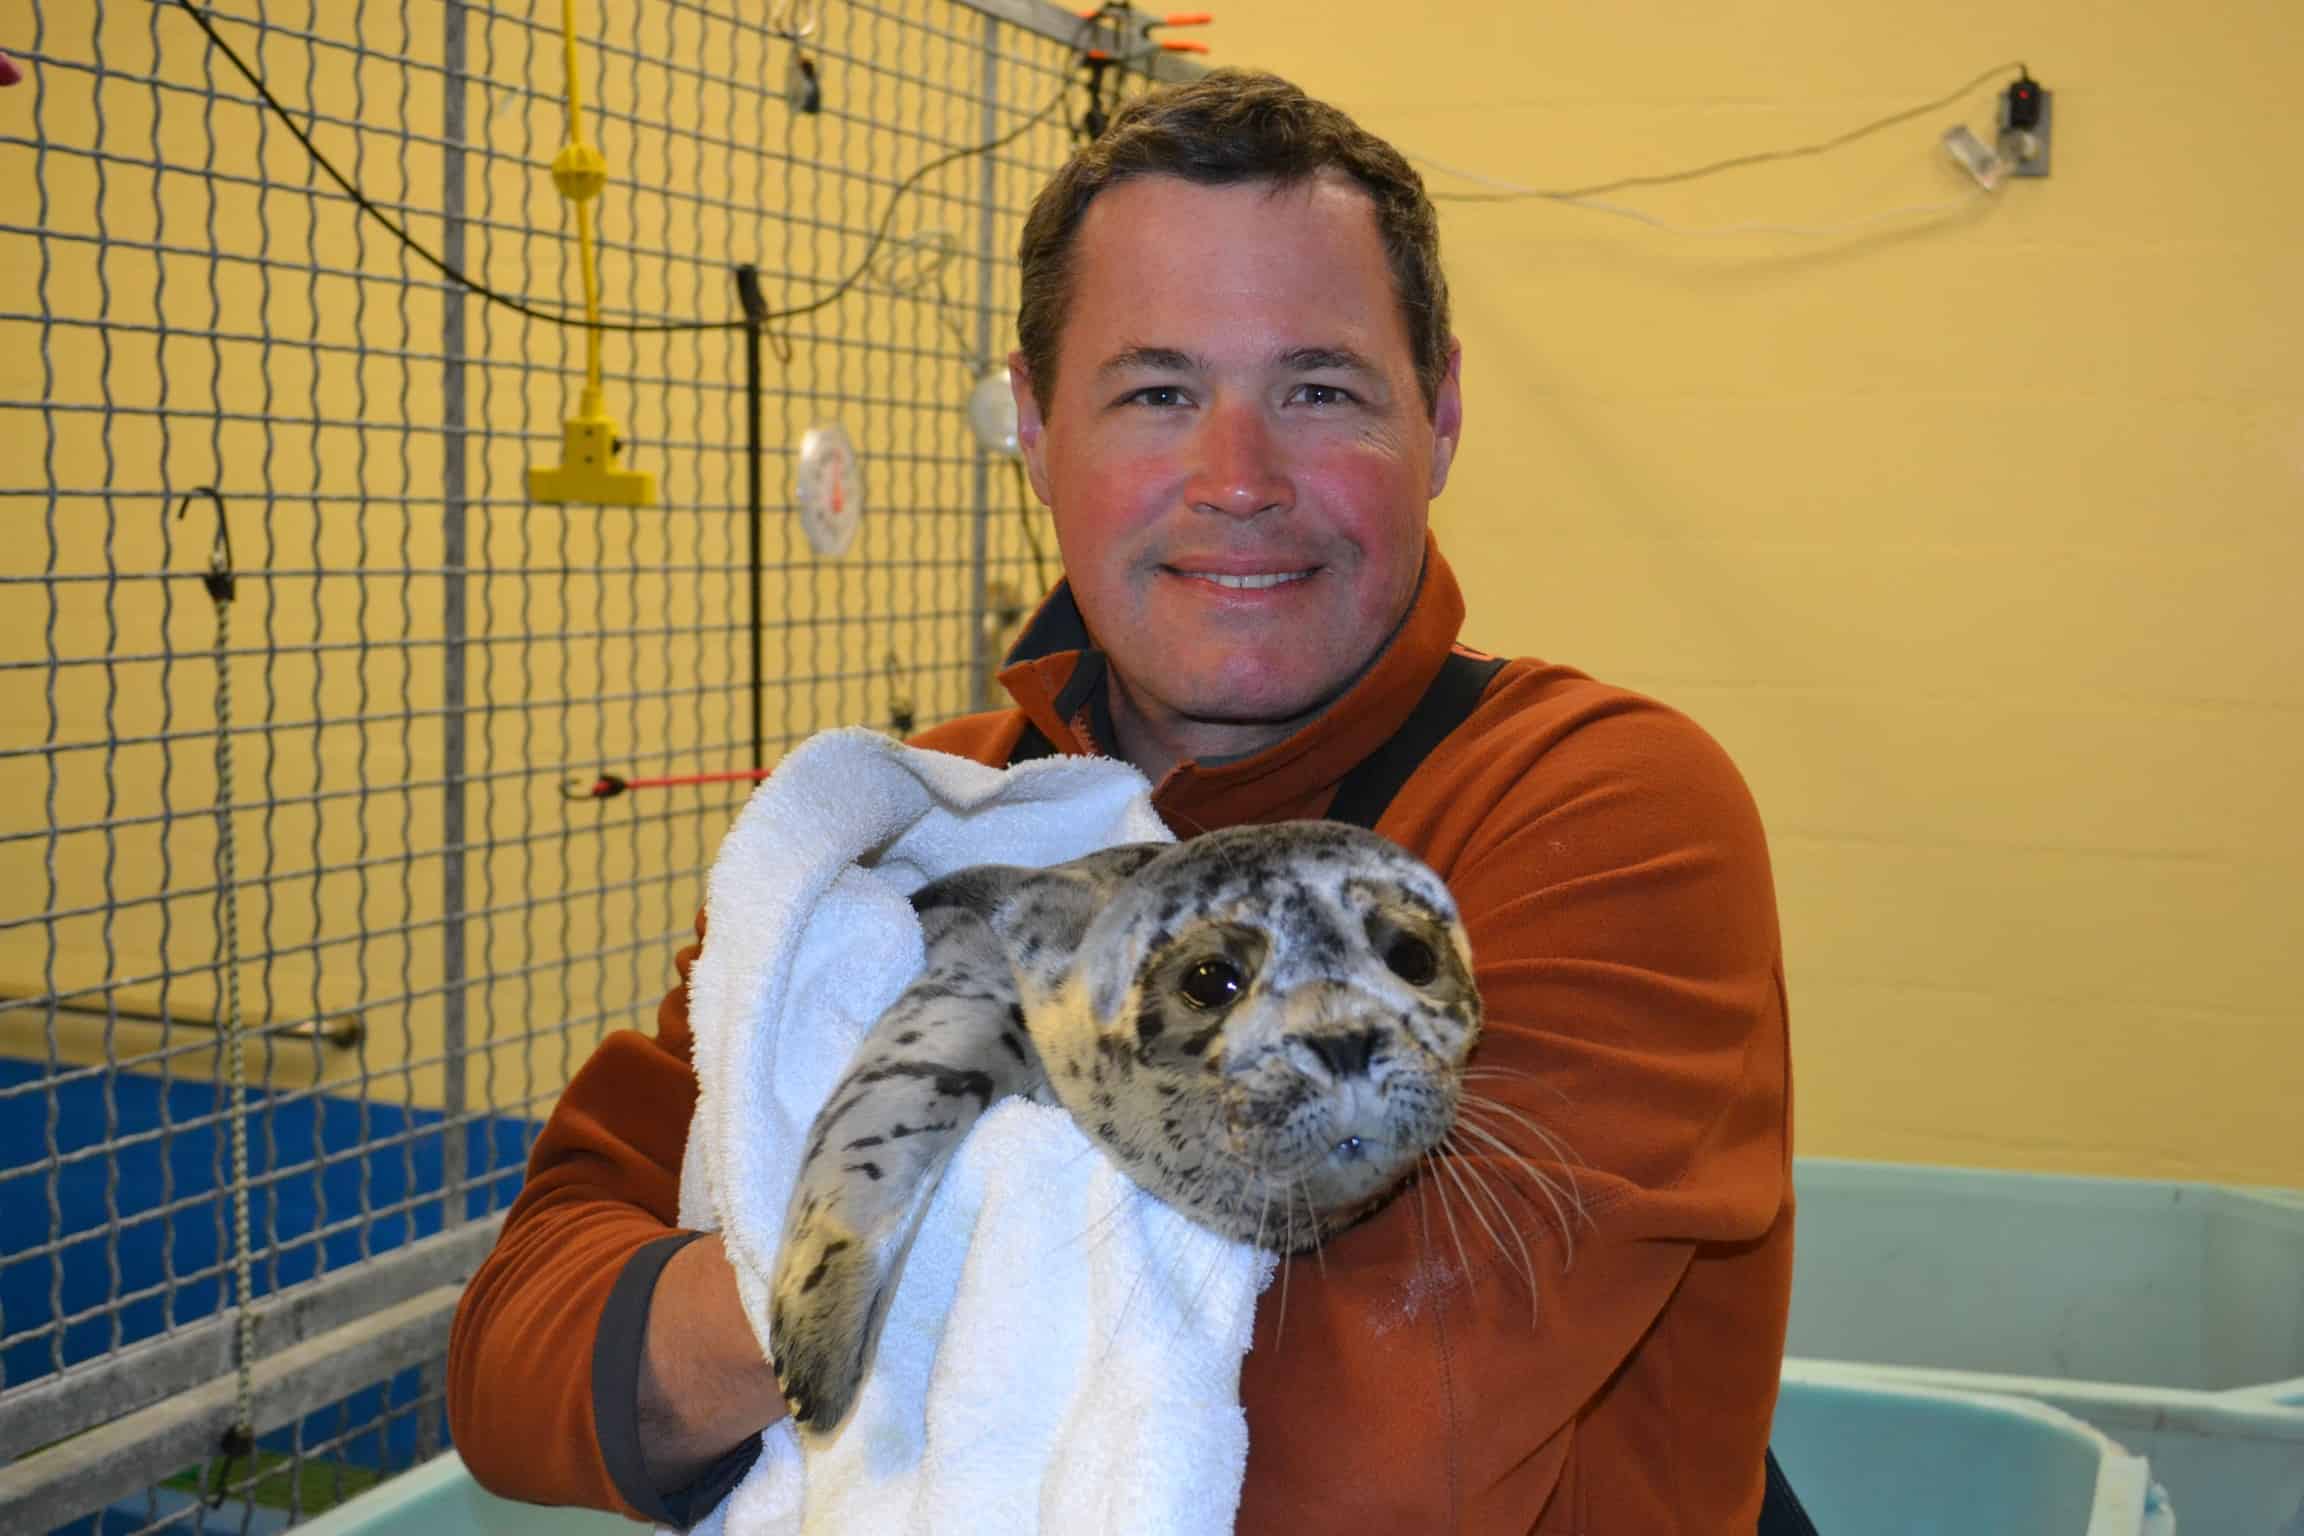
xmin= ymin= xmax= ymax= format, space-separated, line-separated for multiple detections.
xmin=1213 ymin=4 xmax=2302 ymax=1185
xmin=8 ymin=4 xmax=2297 ymax=1187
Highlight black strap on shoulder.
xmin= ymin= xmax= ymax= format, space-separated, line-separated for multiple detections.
xmin=1320 ymin=651 xmax=1506 ymax=831
xmin=1760 ymin=1447 xmax=1821 ymax=1534
xmin=1007 ymin=720 xmax=1058 ymax=765
xmin=1005 ymin=651 xmax=1507 ymax=823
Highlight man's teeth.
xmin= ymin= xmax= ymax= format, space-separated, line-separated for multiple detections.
xmin=1197 ymin=571 xmax=1312 ymax=590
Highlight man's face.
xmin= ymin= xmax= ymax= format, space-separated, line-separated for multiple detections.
xmin=1011 ymin=172 xmax=1463 ymax=760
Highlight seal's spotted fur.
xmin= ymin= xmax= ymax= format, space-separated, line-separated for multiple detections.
xmin=769 ymin=821 xmax=1481 ymax=1435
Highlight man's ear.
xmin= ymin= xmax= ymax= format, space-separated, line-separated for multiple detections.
xmin=1428 ymin=338 xmax=1464 ymax=499
xmin=1009 ymin=352 xmax=1054 ymax=507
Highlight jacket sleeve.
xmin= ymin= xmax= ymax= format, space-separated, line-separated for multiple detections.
xmin=445 ymin=910 xmax=708 ymax=1519
xmin=1235 ymin=691 xmax=1792 ymax=1533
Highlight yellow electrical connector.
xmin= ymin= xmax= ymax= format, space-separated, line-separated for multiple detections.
xmin=529 ymin=0 xmax=655 ymax=507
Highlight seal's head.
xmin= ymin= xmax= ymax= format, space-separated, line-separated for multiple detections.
xmin=1038 ymin=821 xmax=1480 ymax=1250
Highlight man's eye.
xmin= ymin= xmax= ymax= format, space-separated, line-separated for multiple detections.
xmin=1123 ymin=385 xmax=1189 ymax=408
xmin=1292 ymin=383 xmax=1354 ymax=406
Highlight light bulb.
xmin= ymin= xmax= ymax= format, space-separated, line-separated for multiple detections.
xmin=966 ymin=369 xmax=1020 ymax=458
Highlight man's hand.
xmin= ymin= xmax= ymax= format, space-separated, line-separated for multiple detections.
xmin=637 ymin=1234 xmax=789 ymax=1492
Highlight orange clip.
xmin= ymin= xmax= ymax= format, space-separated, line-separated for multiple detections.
xmin=1160 ymin=12 xmax=1215 ymax=25
xmin=1159 ymin=38 xmax=1211 ymax=52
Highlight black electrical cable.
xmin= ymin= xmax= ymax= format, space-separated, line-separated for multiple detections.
xmin=734 ymin=265 xmax=772 ymax=774
xmin=170 ymin=0 xmax=1072 ymax=333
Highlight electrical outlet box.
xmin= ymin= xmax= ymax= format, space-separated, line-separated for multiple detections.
xmin=1999 ymin=81 xmax=2052 ymax=178
xmin=529 ymin=410 xmax=656 ymax=507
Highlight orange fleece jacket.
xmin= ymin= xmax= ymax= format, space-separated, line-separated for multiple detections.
xmin=448 ymin=541 xmax=1793 ymax=1532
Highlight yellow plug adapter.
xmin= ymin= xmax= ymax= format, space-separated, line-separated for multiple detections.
xmin=528 ymin=384 xmax=656 ymax=507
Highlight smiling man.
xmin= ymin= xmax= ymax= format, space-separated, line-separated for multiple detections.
xmin=1014 ymin=167 xmax=1460 ymax=782
xmin=449 ymin=71 xmax=1796 ymax=1534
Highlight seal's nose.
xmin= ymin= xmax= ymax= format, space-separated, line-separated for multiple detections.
xmin=1303 ymin=1028 xmax=1378 ymax=1079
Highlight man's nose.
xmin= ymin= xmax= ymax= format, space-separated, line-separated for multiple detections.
xmin=1185 ymin=400 xmax=1292 ymax=519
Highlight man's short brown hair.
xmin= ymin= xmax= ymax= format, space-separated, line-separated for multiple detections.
xmin=1015 ymin=69 xmax=1450 ymax=417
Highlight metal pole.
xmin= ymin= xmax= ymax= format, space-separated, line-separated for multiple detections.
xmin=944 ymin=0 xmax=1204 ymax=83
xmin=0 ymin=1288 xmax=468 ymax=1534
xmin=438 ymin=0 xmax=471 ymax=1225
xmin=0 ymin=1217 xmax=507 ymax=1463
xmin=968 ymin=14 xmax=1001 ymax=712
xmin=735 ymin=265 xmax=770 ymax=771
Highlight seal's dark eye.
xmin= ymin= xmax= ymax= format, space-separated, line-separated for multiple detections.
xmin=1384 ymin=934 xmax=1438 ymax=986
xmin=1177 ymin=958 xmax=1243 ymax=1011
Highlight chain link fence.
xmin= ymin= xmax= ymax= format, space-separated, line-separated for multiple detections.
xmin=0 ymin=3 xmax=1189 ymax=1527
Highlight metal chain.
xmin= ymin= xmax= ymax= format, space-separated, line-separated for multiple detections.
xmin=214 ymin=595 xmax=256 ymax=1462
xmin=182 ymin=490 xmax=257 ymax=1507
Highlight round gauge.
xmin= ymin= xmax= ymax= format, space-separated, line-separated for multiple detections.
xmin=794 ymin=421 xmax=863 ymax=558
xmin=965 ymin=368 xmax=1020 ymax=458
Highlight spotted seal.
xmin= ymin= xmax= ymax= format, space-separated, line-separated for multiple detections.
xmin=768 ymin=820 xmax=1485 ymax=1436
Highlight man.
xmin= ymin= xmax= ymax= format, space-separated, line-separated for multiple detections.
xmin=448 ymin=70 xmax=1793 ymax=1532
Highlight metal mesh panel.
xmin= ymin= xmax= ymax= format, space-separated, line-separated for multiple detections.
xmin=59 ymin=1359 xmax=439 ymax=1536
xmin=0 ymin=2 xmax=1178 ymax=1526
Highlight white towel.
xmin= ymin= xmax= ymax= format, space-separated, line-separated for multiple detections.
xmin=674 ymin=727 xmax=1274 ymax=1536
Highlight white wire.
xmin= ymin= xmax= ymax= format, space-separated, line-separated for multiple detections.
xmin=1409 ymin=144 xmax=1995 ymax=238
xmin=1405 ymin=59 xmax=2021 ymax=238
xmin=1532 ymin=185 xmax=1991 ymax=239
xmin=868 ymin=226 xmax=962 ymax=294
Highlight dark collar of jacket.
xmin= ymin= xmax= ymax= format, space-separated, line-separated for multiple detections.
xmin=991 ymin=531 xmax=1472 ymax=823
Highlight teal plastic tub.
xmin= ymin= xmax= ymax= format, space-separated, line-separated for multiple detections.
xmin=285 ymin=1371 xmax=2158 ymax=1536
xmin=225 ymin=1157 xmax=2304 ymax=1535
xmin=1788 ymin=1159 xmax=2304 ymax=1534
xmin=1775 ymin=1364 xmax=2162 ymax=1535
xmin=290 ymin=1455 xmax=644 ymax=1536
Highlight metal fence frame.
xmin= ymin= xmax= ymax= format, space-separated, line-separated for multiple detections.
xmin=0 ymin=4 xmax=1194 ymax=1528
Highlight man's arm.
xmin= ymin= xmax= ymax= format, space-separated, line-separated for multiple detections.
xmin=636 ymin=1233 xmax=786 ymax=1489
xmin=1237 ymin=682 xmax=1794 ymax=1533
xmin=447 ymin=914 xmax=786 ymax=1522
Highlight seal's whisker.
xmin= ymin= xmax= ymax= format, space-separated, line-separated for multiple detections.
xmin=1449 ymin=1112 xmax=1587 ymax=1266
xmin=1419 ymin=1148 xmax=1475 ymax=1291
xmin=1058 ymin=1175 xmax=1142 ymax=1259
xmin=1443 ymin=1135 xmax=1542 ymax=1322
xmin=1432 ymin=1134 xmax=1530 ymax=1317
xmin=1457 ymin=1090 xmax=1585 ymax=1176
xmin=1456 ymin=1097 xmax=1588 ymax=1204
xmin=1410 ymin=1155 xmax=1436 ymax=1261
xmin=1305 ymin=1178 xmax=1332 ymax=1279
xmin=1456 ymin=1094 xmax=1591 ymax=1236
xmin=1243 ymin=1143 xmax=1295 ymax=1346
xmin=1179 ymin=1231 xmax=1234 ymax=1337
xmin=1091 ymin=1186 xmax=1160 ymax=1351
xmin=1450 ymin=1111 xmax=1580 ymax=1248
xmin=1271 ymin=1211 xmax=1295 ymax=1347
xmin=1463 ymin=1060 xmax=1572 ymax=1107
